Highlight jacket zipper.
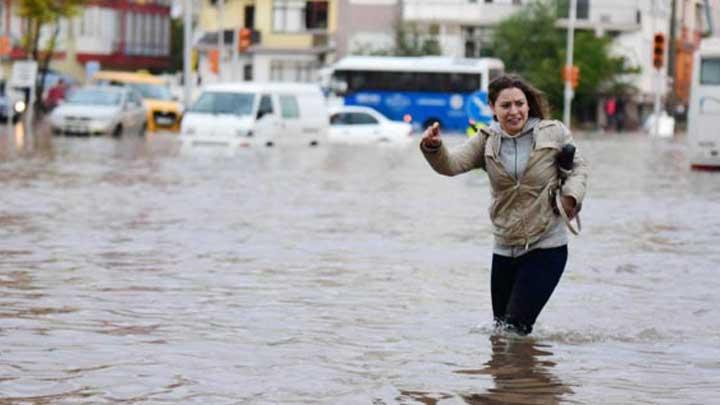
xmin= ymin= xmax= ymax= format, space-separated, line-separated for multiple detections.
xmin=513 ymin=138 xmax=529 ymax=249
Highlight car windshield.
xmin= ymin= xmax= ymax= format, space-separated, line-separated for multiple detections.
xmin=189 ymin=92 xmax=255 ymax=116
xmin=66 ymin=89 xmax=122 ymax=106
xmin=128 ymin=83 xmax=173 ymax=100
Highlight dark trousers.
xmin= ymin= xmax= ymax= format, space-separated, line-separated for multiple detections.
xmin=491 ymin=245 xmax=568 ymax=335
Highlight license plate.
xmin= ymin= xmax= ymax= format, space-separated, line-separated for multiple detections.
xmin=155 ymin=117 xmax=174 ymax=125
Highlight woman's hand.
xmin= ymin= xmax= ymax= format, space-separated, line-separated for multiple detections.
xmin=560 ymin=195 xmax=577 ymax=219
xmin=421 ymin=122 xmax=442 ymax=149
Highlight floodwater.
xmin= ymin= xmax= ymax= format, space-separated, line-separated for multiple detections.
xmin=1 ymin=128 xmax=719 ymax=404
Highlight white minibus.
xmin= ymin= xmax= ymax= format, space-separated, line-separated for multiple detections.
xmin=180 ymin=82 xmax=328 ymax=148
xmin=688 ymin=37 xmax=720 ymax=170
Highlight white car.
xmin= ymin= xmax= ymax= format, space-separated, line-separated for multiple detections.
xmin=328 ymin=106 xmax=413 ymax=145
xmin=49 ymin=86 xmax=147 ymax=137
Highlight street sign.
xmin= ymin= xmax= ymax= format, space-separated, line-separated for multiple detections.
xmin=10 ymin=60 xmax=38 ymax=87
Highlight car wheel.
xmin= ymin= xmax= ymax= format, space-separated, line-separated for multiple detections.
xmin=265 ymin=141 xmax=274 ymax=147
xmin=112 ymin=125 xmax=122 ymax=137
xmin=309 ymin=140 xmax=318 ymax=147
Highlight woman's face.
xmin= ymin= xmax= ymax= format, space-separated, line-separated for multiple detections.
xmin=491 ymin=87 xmax=529 ymax=135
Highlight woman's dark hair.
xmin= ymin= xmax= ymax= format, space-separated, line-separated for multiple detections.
xmin=488 ymin=74 xmax=549 ymax=120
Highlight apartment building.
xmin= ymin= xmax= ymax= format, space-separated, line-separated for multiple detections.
xmin=0 ymin=0 xmax=172 ymax=82
xmin=334 ymin=0 xmax=401 ymax=58
xmin=196 ymin=0 xmax=337 ymax=83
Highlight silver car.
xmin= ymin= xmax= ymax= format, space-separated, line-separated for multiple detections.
xmin=49 ymin=86 xmax=147 ymax=137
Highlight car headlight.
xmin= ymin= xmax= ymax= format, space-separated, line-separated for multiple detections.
xmin=13 ymin=100 xmax=26 ymax=113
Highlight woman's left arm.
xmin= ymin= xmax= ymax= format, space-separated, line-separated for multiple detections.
xmin=560 ymin=130 xmax=590 ymax=210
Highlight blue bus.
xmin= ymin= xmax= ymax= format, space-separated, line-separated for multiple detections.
xmin=325 ymin=56 xmax=504 ymax=133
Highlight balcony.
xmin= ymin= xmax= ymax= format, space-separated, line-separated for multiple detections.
xmin=556 ymin=8 xmax=642 ymax=33
xmin=402 ymin=0 xmax=523 ymax=25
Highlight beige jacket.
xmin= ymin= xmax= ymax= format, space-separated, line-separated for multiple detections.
xmin=421 ymin=120 xmax=589 ymax=247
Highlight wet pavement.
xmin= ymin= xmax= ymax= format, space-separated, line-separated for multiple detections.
xmin=1 ymin=127 xmax=719 ymax=404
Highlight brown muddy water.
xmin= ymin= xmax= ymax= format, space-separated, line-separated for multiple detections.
xmin=0 ymin=129 xmax=719 ymax=404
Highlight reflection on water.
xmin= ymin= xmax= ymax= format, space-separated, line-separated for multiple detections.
xmin=1 ymin=130 xmax=720 ymax=403
xmin=458 ymin=335 xmax=572 ymax=405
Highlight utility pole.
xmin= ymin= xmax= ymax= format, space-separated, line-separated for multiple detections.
xmin=217 ymin=0 xmax=224 ymax=81
xmin=183 ymin=0 xmax=192 ymax=107
xmin=562 ymin=0 xmax=577 ymax=128
xmin=668 ymin=0 xmax=677 ymax=103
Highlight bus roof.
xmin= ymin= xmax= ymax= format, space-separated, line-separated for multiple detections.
xmin=332 ymin=56 xmax=504 ymax=74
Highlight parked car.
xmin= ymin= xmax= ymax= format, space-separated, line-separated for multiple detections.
xmin=328 ymin=105 xmax=413 ymax=145
xmin=49 ymin=86 xmax=147 ymax=137
xmin=181 ymin=82 xmax=328 ymax=148
xmin=0 ymin=92 xmax=26 ymax=124
xmin=92 ymin=70 xmax=182 ymax=133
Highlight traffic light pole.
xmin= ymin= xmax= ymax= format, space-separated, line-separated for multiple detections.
xmin=217 ymin=0 xmax=224 ymax=81
xmin=562 ymin=0 xmax=577 ymax=129
xmin=183 ymin=0 xmax=192 ymax=107
xmin=652 ymin=0 xmax=662 ymax=137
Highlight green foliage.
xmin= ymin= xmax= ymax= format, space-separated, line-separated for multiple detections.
xmin=488 ymin=1 xmax=639 ymax=119
xmin=16 ymin=0 xmax=88 ymax=113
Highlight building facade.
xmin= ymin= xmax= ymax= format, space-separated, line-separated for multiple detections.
xmin=196 ymin=0 xmax=337 ymax=83
xmin=0 ymin=0 xmax=172 ymax=82
xmin=334 ymin=0 xmax=401 ymax=58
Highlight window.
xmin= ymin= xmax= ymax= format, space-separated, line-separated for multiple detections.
xmin=258 ymin=94 xmax=274 ymax=116
xmin=189 ymin=92 xmax=255 ymax=115
xmin=349 ymin=112 xmax=378 ymax=125
xmin=270 ymin=60 xmax=316 ymax=82
xmin=305 ymin=1 xmax=328 ymax=30
xmin=557 ymin=0 xmax=589 ymax=19
xmin=330 ymin=113 xmax=348 ymax=125
xmin=700 ymin=58 xmax=720 ymax=85
xmin=273 ymin=0 xmax=328 ymax=32
xmin=342 ymin=70 xmax=481 ymax=93
xmin=279 ymin=95 xmax=300 ymax=118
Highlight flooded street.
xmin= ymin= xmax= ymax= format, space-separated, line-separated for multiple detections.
xmin=1 ymin=129 xmax=719 ymax=404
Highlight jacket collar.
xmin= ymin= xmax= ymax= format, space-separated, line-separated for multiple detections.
xmin=486 ymin=117 xmax=541 ymax=157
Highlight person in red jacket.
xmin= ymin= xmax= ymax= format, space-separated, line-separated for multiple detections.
xmin=45 ymin=78 xmax=68 ymax=112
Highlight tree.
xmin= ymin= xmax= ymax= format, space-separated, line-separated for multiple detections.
xmin=16 ymin=0 xmax=87 ymax=113
xmin=487 ymin=1 xmax=639 ymax=122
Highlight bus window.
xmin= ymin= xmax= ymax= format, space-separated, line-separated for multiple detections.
xmin=700 ymin=58 xmax=720 ymax=85
xmin=417 ymin=73 xmax=446 ymax=92
xmin=448 ymin=73 xmax=480 ymax=93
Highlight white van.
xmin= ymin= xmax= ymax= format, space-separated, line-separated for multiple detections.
xmin=688 ymin=37 xmax=720 ymax=170
xmin=180 ymin=82 xmax=328 ymax=148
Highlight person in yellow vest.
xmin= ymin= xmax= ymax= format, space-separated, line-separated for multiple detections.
xmin=466 ymin=119 xmax=486 ymax=138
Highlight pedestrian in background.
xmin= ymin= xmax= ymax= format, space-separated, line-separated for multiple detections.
xmin=604 ymin=96 xmax=617 ymax=132
xmin=45 ymin=78 xmax=68 ymax=112
xmin=419 ymin=74 xmax=589 ymax=335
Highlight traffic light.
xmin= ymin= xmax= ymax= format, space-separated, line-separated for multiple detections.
xmin=653 ymin=33 xmax=665 ymax=69
xmin=209 ymin=48 xmax=219 ymax=74
xmin=570 ymin=65 xmax=579 ymax=89
xmin=562 ymin=65 xmax=580 ymax=89
xmin=238 ymin=28 xmax=252 ymax=52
